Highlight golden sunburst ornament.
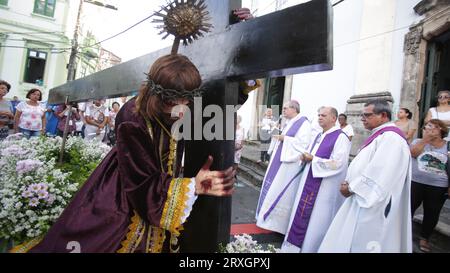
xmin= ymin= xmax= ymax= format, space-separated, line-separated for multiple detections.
xmin=153 ymin=0 xmax=212 ymax=54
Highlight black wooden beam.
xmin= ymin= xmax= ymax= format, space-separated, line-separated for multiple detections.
xmin=47 ymin=0 xmax=332 ymax=104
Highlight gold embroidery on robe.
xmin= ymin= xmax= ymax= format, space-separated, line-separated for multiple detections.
xmin=147 ymin=226 xmax=166 ymax=253
xmin=160 ymin=178 xmax=191 ymax=236
xmin=9 ymin=237 xmax=43 ymax=253
xmin=117 ymin=211 xmax=146 ymax=253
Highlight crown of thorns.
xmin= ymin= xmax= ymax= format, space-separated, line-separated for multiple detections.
xmin=145 ymin=75 xmax=203 ymax=101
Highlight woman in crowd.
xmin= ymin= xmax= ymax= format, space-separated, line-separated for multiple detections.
xmin=0 ymin=80 xmax=14 ymax=140
xmin=410 ymin=119 xmax=450 ymax=253
xmin=395 ymin=108 xmax=417 ymax=143
xmin=14 ymin=88 xmax=46 ymax=139
xmin=425 ymin=90 xmax=450 ymax=132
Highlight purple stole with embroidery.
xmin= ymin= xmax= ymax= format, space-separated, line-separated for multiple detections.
xmin=256 ymin=116 xmax=307 ymax=215
xmin=286 ymin=129 xmax=342 ymax=248
xmin=359 ymin=126 xmax=406 ymax=152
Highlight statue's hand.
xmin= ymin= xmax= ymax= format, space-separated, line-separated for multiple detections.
xmin=234 ymin=8 xmax=253 ymax=21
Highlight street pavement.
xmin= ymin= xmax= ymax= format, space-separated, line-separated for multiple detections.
xmin=231 ymin=177 xmax=284 ymax=250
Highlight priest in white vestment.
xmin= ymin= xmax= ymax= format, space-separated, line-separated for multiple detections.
xmin=281 ymin=107 xmax=351 ymax=253
xmin=319 ymin=100 xmax=412 ymax=253
xmin=256 ymin=100 xmax=312 ymax=234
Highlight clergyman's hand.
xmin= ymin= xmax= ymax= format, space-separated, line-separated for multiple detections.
xmin=302 ymin=152 xmax=313 ymax=163
xmin=273 ymin=135 xmax=284 ymax=141
xmin=340 ymin=182 xmax=353 ymax=198
xmin=195 ymin=156 xmax=236 ymax=197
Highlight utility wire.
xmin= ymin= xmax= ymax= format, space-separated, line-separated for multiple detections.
xmin=78 ymin=14 xmax=154 ymax=50
xmin=258 ymin=0 xmax=277 ymax=15
xmin=0 ymin=45 xmax=68 ymax=51
xmin=259 ymin=0 xmax=345 ymax=15
xmin=0 ymin=30 xmax=64 ymax=35
xmin=78 ymin=3 xmax=172 ymax=50
xmin=6 ymin=38 xmax=70 ymax=44
xmin=0 ymin=3 xmax=172 ymax=52
xmin=334 ymin=24 xmax=411 ymax=48
xmin=332 ymin=0 xmax=345 ymax=7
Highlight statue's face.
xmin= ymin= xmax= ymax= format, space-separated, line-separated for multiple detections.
xmin=162 ymin=98 xmax=190 ymax=121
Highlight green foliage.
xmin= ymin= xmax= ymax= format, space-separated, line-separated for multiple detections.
xmin=59 ymin=148 xmax=100 ymax=187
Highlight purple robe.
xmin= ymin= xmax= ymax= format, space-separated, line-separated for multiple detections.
xmin=359 ymin=126 xmax=406 ymax=151
xmin=25 ymin=98 xmax=188 ymax=253
xmin=256 ymin=117 xmax=307 ymax=215
xmin=287 ymin=129 xmax=342 ymax=248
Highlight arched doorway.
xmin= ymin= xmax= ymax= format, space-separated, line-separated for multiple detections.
xmin=399 ymin=2 xmax=450 ymax=135
xmin=419 ymin=30 xmax=450 ymax=131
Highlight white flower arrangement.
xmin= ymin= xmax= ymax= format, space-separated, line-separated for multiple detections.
xmin=0 ymin=134 xmax=110 ymax=245
xmin=221 ymin=234 xmax=280 ymax=253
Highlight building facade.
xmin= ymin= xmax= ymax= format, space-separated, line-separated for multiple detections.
xmin=0 ymin=0 xmax=122 ymax=102
xmin=0 ymin=0 xmax=73 ymax=100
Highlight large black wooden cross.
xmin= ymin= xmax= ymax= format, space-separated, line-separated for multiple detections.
xmin=48 ymin=0 xmax=332 ymax=252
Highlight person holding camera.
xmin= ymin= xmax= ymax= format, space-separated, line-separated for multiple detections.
xmin=55 ymin=103 xmax=81 ymax=137
xmin=107 ymin=102 xmax=121 ymax=145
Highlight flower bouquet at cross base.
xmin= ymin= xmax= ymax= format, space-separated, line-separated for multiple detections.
xmin=0 ymin=134 xmax=110 ymax=251
xmin=219 ymin=234 xmax=280 ymax=253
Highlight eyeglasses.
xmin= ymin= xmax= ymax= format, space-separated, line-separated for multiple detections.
xmin=438 ymin=96 xmax=450 ymax=99
xmin=360 ymin=112 xmax=375 ymax=118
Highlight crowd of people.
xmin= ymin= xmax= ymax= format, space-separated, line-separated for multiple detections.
xmin=255 ymin=92 xmax=450 ymax=253
xmin=0 ymin=79 xmax=123 ymax=145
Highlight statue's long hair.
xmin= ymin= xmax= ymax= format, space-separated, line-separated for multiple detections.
xmin=136 ymin=54 xmax=201 ymax=121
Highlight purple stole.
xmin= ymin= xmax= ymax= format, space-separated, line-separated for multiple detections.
xmin=359 ymin=126 xmax=406 ymax=152
xmin=256 ymin=116 xmax=308 ymax=215
xmin=286 ymin=129 xmax=342 ymax=248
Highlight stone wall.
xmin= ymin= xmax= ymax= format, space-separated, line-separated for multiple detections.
xmin=345 ymin=92 xmax=394 ymax=157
